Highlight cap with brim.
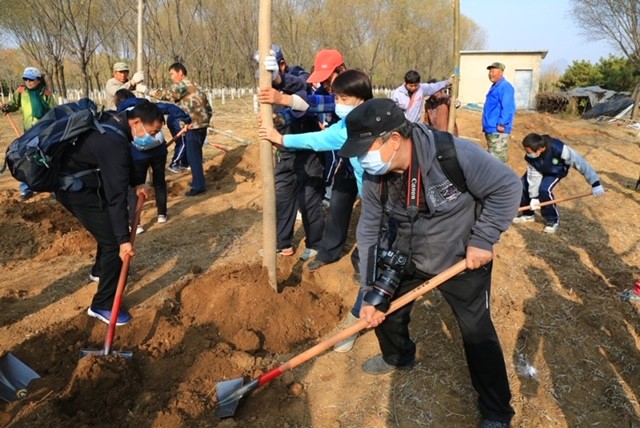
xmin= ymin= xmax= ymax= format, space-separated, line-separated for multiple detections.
xmin=338 ymin=98 xmax=407 ymax=158
xmin=22 ymin=67 xmax=42 ymax=80
xmin=307 ymin=49 xmax=344 ymax=84
xmin=486 ymin=62 xmax=505 ymax=71
xmin=113 ymin=62 xmax=130 ymax=72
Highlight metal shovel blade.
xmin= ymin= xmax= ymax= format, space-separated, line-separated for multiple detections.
xmin=215 ymin=377 xmax=245 ymax=418
xmin=79 ymin=349 xmax=133 ymax=359
xmin=0 ymin=353 xmax=40 ymax=402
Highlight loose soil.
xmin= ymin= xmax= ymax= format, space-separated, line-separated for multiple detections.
xmin=0 ymin=99 xmax=638 ymax=427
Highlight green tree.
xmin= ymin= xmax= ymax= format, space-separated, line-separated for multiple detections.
xmin=570 ymin=0 xmax=640 ymax=117
xmin=559 ymin=60 xmax=602 ymax=90
xmin=597 ymin=55 xmax=639 ymax=91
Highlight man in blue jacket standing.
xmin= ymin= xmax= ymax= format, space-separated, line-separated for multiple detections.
xmin=482 ymin=62 xmax=515 ymax=163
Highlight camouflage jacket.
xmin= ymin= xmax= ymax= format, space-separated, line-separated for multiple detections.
xmin=154 ymin=78 xmax=212 ymax=129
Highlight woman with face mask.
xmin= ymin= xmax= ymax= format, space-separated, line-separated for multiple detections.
xmin=258 ymin=69 xmax=374 ymax=353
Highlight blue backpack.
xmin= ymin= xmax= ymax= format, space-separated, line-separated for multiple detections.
xmin=2 ymin=98 xmax=125 ymax=192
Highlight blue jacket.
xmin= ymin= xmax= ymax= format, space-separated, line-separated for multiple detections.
xmin=482 ymin=77 xmax=515 ymax=134
xmin=117 ymin=97 xmax=191 ymax=161
xmin=525 ymin=138 xmax=569 ymax=178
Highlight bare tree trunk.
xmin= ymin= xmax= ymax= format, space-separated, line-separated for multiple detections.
xmin=631 ymin=82 xmax=640 ymax=121
xmin=258 ymin=0 xmax=277 ymax=292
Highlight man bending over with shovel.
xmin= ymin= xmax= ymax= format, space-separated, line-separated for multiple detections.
xmin=56 ymin=102 xmax=164 ymax=325
xmin=339 ymin=99 xmax=521 ymax=427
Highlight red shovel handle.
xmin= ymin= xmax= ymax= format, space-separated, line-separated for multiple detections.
xmin=103 ymin=194 xmax=146 ymax=355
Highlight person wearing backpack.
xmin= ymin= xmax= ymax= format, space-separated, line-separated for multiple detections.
xmin=150 ymin=63 xmax=212 ymax=196
xmin=1 ymin=67 xmax=56 ymax=200
xmin=56 ymin=102 xmax=165 ymax=326
xmin=339 ymin=98 xmax=520 ymax=427
xmin=114 ymin=89 xmax=192 ymax=232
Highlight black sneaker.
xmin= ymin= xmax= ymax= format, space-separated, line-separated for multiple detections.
xmin=307 ymin=259 xmax=327 ymax=271
xmin=185 ymin=188 xmax=206 ymax=196
xmin=480 ymin=420 xmax=510 ymax=428
xmin=362 ymin=354 xmax=415 ymax=375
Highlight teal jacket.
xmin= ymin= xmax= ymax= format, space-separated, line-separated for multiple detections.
xmin=282 ymin=118 xmax=364 ymax=194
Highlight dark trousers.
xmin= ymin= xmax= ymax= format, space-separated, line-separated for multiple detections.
xmin=275 ymin=150 xmax=325 ymax=250
xmin=375 ymin=262 xmax=514 ymax=422
xmin=56 ymin=189 xmax=123 ymax=310
xmin=185 ymin=128 xmax=207 ymax=192
xmin=520 ymin=174 xmax=561 ymax=223
xmin=170 ymin=135 xmax=188 ymax=167
xmin=128 ymin=154 xmax=168 ymax=222
xmin=316 ymin=161 xmax=358 ymax=263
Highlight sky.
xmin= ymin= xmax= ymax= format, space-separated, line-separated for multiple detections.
xmin=460 ymin=0 xmax=618 ymax=72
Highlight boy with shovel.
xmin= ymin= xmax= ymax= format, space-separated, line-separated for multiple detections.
xmin=512 ymin=133 xmax=605 ymax=233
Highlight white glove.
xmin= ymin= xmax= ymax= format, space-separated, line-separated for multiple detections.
xmin=530 ymin=198 xmax=540 ymax=211
xmin=263 ymin=55 xmax=279 ymax=81
xmin=131 ymin=71 xmax=144 ymax=84
xmin=135 ymin=83 xmax=148 ymax=94
xmin=592 ymin=184 xmax=605 ymax=197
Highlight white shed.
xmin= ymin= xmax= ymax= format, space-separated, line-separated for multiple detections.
xmin=459 ymin=50 xmax=548 ymax=110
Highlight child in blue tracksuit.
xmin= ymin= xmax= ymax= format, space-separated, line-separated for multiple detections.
xmin=114 ymin=89 xmax=191 ymax=229
xmin=513 ymin=133 xmax=605 ymax=233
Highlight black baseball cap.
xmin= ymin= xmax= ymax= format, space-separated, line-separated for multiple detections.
xmin=338 ymin=98 xmax=407 ymax=158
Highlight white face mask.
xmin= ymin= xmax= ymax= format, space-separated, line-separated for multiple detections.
xmin=334 ymin=103 xmax=355 ymax=119
xmin=358 ymin=143 xmax=396 ymax=175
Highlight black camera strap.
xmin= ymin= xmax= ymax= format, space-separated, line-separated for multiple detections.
xmin=405 ymin=141 xmax=421 ymax=261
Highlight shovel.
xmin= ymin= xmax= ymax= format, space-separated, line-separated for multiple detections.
xmin=0 ymin=353 xmax=40 ymax=402
xmin=80 ymin=194 xmax=146 ymax=359
xmin=215 ymin=259 xmax=468 ymax=418
xmin=518 ymin=191 xmax=592 ymax=212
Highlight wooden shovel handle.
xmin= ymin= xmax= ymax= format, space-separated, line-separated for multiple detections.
xmin=518 ymin=191 xmax=592 ymax=212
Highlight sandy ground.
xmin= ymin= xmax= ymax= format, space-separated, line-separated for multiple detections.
xmin=0 ymin=98 xmax=639 ymax=427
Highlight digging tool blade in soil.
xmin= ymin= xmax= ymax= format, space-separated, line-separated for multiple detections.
xmin=0 ymin=352 xmax=40 ymax=402
xmin=214 ymin=260 xmax=468 ymax=418
xmin=80 ymin=195 xmax=146 ymax=359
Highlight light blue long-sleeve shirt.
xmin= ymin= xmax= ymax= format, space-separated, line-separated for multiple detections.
xmin=282 ymin=118 xmax=364 ymax=194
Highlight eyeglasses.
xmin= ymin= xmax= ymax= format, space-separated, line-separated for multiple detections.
xmin=23 ymin=78 xmax=35 ymax=82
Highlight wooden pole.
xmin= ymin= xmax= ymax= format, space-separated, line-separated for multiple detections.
xmin=136 ymin=0 xmax=144 ymax=74
xmin=258 ymin=0 xmax=278 ymax=292
xmin=447 ymin=0 xmax=460 ymax=134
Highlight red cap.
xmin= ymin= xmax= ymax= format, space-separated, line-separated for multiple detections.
xmin=307 ymin=49 xmax=344 ymax=83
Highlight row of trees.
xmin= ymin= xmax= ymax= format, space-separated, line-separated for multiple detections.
xmin=0 ymin=0 xmax=486 ymax=97
xmin=558 ymin=56 xmax=640 ymax=92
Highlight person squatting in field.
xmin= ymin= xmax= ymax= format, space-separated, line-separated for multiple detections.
xmin=512 ymin=132 xmax=604 ymax=233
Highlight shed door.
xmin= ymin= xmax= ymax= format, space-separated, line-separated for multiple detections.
xmin=514 ymin=69 xmax=533 ymax=109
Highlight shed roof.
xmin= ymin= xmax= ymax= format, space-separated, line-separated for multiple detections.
xmin=461 ymin=50 xmax=548 ymax=59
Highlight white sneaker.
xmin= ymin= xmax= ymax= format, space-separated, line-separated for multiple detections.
xmin=88 ymin=274 xmax=99 ymax=282
xmin=543 ymin=222 xmax=558 ymax=233
xmin=300 ymin=248 xmax=318 ymax=261
xmin=513 ymin=214 xmax=535 ymax=223
xmin=157 ymin=215 xmax=167 ymax=224
xmin=136 ymin=225 xmax=145 ymax=234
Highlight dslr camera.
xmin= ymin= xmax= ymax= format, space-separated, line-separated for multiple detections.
xmin=364 ymin=245 xmax=415 ymax=312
